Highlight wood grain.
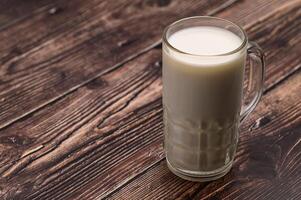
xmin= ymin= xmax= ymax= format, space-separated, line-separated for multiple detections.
xmin=0 ymin=0 xmax=53 ymax=28
xmin=107 ymin=71 xmax=301 ymax=200
xmin=0 ymin=48 xmax=163 ymax=200
xmin=0 ymin=0 xmax=287 ymax=178
xmin=0 ymin=0 xmax=237 ymax=130
xmin=107 ymin=1 xmax=301 ymax=198
xmin=0 ymin=0 xmax=300 ymax=199
xmin=0 ymin=0 xmax=288 ymax=131
xmin=194 ymin=72 xmax=301 ymax=200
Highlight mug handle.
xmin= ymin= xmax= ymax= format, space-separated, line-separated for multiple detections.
xmin=240 ymin=41 xmax=265 ymax=122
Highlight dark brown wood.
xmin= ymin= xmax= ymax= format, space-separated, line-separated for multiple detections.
xmin=0 ymin=48 xmax=163 ymax=200
xmin=104 ymin=2 xmax=301 ymax=198
xmin=0 ymin=0 xmax=300 ymax=199
xmin=107 ymin=71 xmax=301 ymax=200
xmin=0 ymin=0 xmax=54 ymax=28
xmin=0 ymin=0 xmax=237 ymax=130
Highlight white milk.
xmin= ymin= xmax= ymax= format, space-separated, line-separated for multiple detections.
xmin=168 ymin=26 xmax=242 ymax=56
xmin=163 ymin=26 xmax=246 ymax=172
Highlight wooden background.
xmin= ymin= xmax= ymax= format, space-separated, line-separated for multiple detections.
xmin=0 ymin=0 xmax=300 ymax=199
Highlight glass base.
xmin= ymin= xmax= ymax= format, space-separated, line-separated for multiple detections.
xmin=166 ymin=158 xmax=232 ymax=182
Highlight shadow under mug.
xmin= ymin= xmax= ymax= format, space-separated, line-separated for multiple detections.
xmin=162 ymin=16 xmax=265 ymax=182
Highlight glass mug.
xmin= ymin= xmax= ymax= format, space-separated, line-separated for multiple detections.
xmin=162 ymin=16 xmax=264 ymax=182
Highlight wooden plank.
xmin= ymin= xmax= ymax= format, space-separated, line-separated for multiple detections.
xmin=0 ymin=0 xmax=289 ymax=131
xmin=107 ymin=72 xmax=301 ymax=200
xmin=0 ymin=0 xmax=237 ymax=129
xmin=0 ymin=0 xmax=300 ymax=199
xmin=106 ymin=1 xmax=301 ymax=198
xmin=0 ymin=0 xmax=53 ymax=28
xmin=217 ymin=0 xmax=289 ymax=25
xmin=193 ymin=74 xmax=301 ymax=200
xmin=0 ymin=49 xmax=163 ymax=200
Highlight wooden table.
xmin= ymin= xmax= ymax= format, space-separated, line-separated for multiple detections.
xmin=0 ymin=0 xmax=300 ymax=199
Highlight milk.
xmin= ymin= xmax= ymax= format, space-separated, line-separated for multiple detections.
xmin=168 ymin=26 xmax=242 ymax=56
xmin=163 ymin=26 xmax=246 ymax=172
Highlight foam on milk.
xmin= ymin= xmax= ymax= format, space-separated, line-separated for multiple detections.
xmin=167 ymin=26 xmax=243 ymax=66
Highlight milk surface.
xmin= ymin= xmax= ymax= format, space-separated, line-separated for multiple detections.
xmin=168 ymin=26 xmax=242 ymax=56
xmin=163 ymin=26 xmax=246 ymax=172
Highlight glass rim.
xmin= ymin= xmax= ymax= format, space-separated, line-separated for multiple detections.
xmin=162 ymin=16 xmax=248 ymax=57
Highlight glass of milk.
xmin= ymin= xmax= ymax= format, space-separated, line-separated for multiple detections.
xmin=162 ymin=16 xmax=264 ymax=182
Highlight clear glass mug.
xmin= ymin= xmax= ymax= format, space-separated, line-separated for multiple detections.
xmin=162 ymin=16 xmax=264 ymax=182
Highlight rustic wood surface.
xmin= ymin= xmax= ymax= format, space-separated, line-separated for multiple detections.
xmin=0 ymin=0 xmax=300 ymax=199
